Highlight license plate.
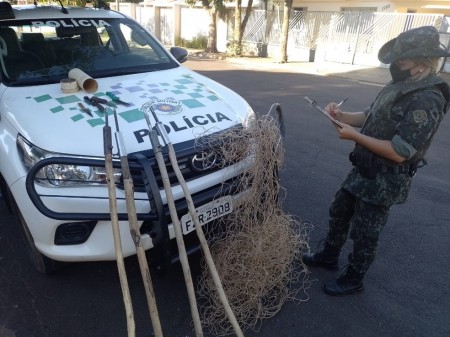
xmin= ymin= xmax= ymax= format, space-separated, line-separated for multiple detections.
xmin=181 ymin=196 xmax=233 ymax=235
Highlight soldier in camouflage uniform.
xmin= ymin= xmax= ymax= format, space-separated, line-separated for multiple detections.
xmin=302 ymin=26 xmax=450 ymax=296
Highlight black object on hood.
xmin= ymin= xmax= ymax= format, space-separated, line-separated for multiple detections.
xmin=378 ymin=26 xmax=450 ymax=64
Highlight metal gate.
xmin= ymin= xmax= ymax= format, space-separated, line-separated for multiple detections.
xmin=160 ymin=7 xmax=173 ymax=45
xmin=323 ymin=12 xmax=444 ymax=66
xmin=236 ymin=10 xmax=446 ymax=65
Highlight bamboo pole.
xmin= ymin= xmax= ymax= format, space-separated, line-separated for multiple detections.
xmin=148 ymin=130 xmax=203 ymax=337
xmin=103 ymin=114 xmax=135 ymax=337
xmin=167 ymin=145 xmax=244 ymax=337
xmin=112 ymin=110 xmax=163 ymax=337
xmin=144 ymin=104 xmax=244 ymax=337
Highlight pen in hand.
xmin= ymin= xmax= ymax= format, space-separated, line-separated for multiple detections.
xmin=336 ymin=97 xmax=348 ymax=107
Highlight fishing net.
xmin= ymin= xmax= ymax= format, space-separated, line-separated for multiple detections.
xmin=195 ymin=114 xmax=312 ymax=336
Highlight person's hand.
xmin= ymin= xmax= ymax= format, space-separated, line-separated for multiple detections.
xmin=333 ymin=122 xmax=358 ymax=140
xmin=325 ymin=102 xmax=343 ymax=120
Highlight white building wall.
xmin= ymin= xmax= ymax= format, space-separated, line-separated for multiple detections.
xmin=180 ymin=7 xmax=210 ymax=40
xmin=291 ymin=1 xmax=450 ymax=15
xmin=110 ymin=2 xmax=134 ymax=16
xmin=136 ymin=4 xmax=156 ymax=33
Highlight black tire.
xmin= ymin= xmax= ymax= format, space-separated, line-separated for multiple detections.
xmin=9 ymin=191 xmax=67 ymax=274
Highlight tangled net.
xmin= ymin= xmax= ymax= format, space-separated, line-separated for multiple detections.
xmin=195 ymin=114 xmax=312 ymax=336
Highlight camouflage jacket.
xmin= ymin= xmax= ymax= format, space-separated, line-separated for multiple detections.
xmin=342 ymin=75 xmax=450 ymax=206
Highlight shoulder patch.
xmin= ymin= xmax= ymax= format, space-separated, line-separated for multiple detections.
xmin=413 ymin=110 xmax=427 ymax=123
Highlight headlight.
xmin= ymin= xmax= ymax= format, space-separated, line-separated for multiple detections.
xmin=17 ymin=135 xmax=121 ymax=187
xmin=243 ymin=106 xmax=256 ymax=128
xmin=42 ymin=165 xmax=115 ymax=186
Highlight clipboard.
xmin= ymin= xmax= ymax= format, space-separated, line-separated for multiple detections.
xmin=304 ymin=96 xmax=344 ymax=128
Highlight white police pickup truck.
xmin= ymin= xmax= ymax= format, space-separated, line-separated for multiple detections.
xmin=0 ymin=3 xmax=283 ymax=273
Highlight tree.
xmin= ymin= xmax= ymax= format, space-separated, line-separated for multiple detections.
xmin=122 ymin=0 xmax=143 ymax=4
xmin=232 ymin=0 xmax=242 ymax=55
xmin=60 ymin=0 xmax=88 ymax=6
xmin=230 ymin=0 xmax=253 ymax=56
xmin=184 ymin=0 xmax=254 ymax=56
xmin=279 ymin=0 xmax=293 ymax=63
xmin=57 ymin=0 xmax=143 ymax=7
xmin=57 ymin=0 xmax=106 ymax=7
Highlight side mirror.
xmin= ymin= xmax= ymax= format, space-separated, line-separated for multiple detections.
xmin=170 ymin=47 xmax=188 ymax=64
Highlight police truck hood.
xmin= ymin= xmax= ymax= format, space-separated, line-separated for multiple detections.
xmin=1 ymin=68 xmax=251 ymax=156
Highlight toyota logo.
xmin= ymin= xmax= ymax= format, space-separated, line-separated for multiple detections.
xmin=191 ymin=151 xmax=217 ymax=172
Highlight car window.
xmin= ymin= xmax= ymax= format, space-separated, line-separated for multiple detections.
xmin=0 ymin=18 xmax=178 ymax=85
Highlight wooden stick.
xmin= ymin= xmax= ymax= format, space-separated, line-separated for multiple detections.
xmin=103 ymin=116 xmax=136 ymax=337
xmin=143 ymin=102 xmax=242 ymax=336
xmin=148 ymin=131 xmax=203 ymax=337
xmin=167 ymin=144 xmax=244 ymax=337
xmin=113 ymin=112 xmax=163 ymax=337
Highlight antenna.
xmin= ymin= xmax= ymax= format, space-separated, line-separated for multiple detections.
xmin=57 ymin=0 xmax=68 ymax=14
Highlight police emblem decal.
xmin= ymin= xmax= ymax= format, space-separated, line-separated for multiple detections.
xmin=413 ymin=110 xmax=427 ymax=123
xmin=151 ymin=99 xmax=183 ymax=115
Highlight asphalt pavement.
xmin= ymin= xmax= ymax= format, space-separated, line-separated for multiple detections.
xmin=185 ymin=55 xmax=450 ymax=337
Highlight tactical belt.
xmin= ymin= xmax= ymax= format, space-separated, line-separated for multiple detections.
xmin=378 ymin=164 xmax=410 ymax=174
xmin=349 ymin=151 xmax=425 ymax=179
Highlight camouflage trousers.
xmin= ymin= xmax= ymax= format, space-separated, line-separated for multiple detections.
xmin=325 ymin=188 xmax=391 ymax=274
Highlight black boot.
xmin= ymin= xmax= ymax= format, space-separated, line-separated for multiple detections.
xmin=323 ymin=266 xmax=365 ymax=296
xmin=302 ymin=243 xmax=340 ymax=270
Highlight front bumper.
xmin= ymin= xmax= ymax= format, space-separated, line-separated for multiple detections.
xmin=22 ymin=154 xmax=249 ymax=263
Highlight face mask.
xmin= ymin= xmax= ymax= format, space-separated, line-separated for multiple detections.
xmin=389 ymin=63 xmax=412 ymax=82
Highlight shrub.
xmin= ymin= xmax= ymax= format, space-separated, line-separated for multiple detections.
xmin=175 ymin=35 xmax=207 ymax=50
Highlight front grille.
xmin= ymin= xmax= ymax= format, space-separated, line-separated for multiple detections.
xmin=119 ymin=126 xmax=244 ymax=192
xmin=124 ymin=150 xmax=222 ymax=192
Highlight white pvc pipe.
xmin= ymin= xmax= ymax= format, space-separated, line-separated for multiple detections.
xmin=68 ymin=68 xmax=98 ymax=94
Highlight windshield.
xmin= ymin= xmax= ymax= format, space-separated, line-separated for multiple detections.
xmin=0 ymin=18 xmax=178 ymax=85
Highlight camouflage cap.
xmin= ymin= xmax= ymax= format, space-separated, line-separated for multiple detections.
xmin=378 ymin=26 xmax=450 ymax=64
